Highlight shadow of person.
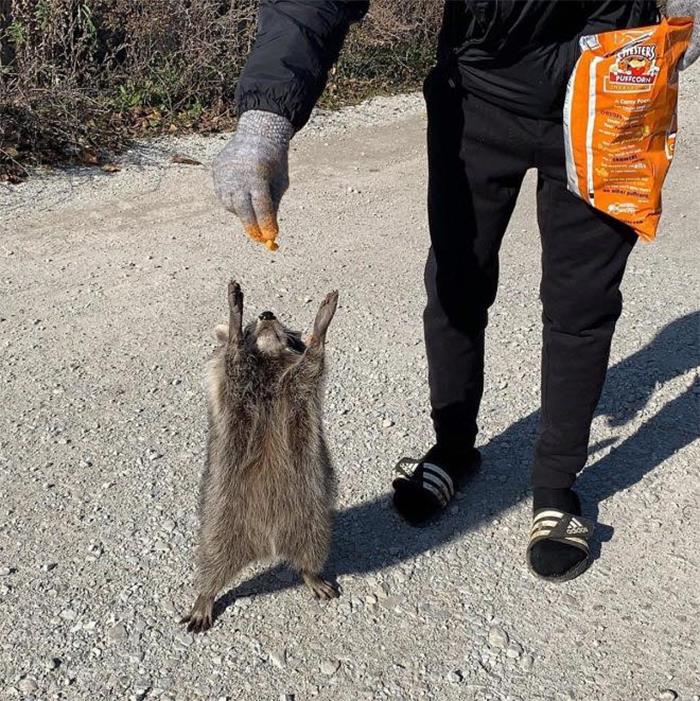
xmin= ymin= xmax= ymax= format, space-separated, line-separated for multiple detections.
xmin=212 ymin=311 xmax=698 ymax=613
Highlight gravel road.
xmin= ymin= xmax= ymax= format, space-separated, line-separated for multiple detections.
xmin=1 ymin=74 xmax=698 ymax=701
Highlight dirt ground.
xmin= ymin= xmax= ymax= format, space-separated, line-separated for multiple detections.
xmin=0 ymin=74 xmax=698 ymax=701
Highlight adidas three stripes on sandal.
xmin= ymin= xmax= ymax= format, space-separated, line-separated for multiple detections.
xmin=393 ymin=457 xmax=456 ymax=507
xmin=391 ymin=449 xmax=482 ymax=526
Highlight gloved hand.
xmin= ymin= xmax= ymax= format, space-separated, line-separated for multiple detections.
xmin=667 ymin=0 xmax=700 ymax=69
xmin=213 ymin=110 xmax=295 ymax=251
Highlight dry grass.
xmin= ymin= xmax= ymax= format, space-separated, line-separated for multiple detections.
xmin=0 ymin=0 xmax=440 ymax=181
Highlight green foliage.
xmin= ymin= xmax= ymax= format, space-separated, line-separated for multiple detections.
xmin=7 ymin=20 xmax=27 ymax=47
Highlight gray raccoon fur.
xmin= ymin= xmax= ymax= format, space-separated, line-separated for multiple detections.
xmin=182 ymin=281 xmax=339 ymax=633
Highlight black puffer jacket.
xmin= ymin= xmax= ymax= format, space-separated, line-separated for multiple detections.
xmin=235 ymin=1 xmax=659 ymax=128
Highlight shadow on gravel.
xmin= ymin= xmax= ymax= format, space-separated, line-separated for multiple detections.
xmin=217 ymin=311 xmax=698 ymax=609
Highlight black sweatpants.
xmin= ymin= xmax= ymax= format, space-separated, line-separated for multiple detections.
xmin=423 ymin=69 xmax=637 ymax=492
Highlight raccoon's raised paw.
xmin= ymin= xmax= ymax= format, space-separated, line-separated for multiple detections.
xmin=311 ymin=290 xmax=339 ymax=342
xmin=226 ymin=280 xmax=244 ymax=340
xmin=227 ymin=280 xmax=243 ymax=314
xmin=302 ymin=571 xmax=339 ymax=600
xmin=180 ymin=595 xmax=214 ymax=633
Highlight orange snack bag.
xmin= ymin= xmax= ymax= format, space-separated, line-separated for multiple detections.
xmin=563 ymin=17 xmax=693 ymax=241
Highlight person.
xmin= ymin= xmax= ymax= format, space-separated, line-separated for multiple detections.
xmin=211 ymin=0 xmax=699 ymax=582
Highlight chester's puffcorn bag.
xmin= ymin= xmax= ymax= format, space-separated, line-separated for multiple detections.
xmin=564 ymin=17 xmax=693 ymax=241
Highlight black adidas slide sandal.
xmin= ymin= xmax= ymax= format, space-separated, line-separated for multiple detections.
xmin=526 ymin=509 xmax=595 ymax=582
xmin=395 ymin=456 xmax=455 ymax=502
xmin=391 ymin=450 xmax=481 ymax=526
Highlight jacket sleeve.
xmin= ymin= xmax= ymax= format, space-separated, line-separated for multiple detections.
xmin=235 ymin=0 xmax=369 ymax=131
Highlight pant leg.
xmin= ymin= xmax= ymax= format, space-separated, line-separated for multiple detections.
xmin=533 ymin=132 xmax=637 ymax=489
xmin=423 ymin=70 xmax=530 ymax=452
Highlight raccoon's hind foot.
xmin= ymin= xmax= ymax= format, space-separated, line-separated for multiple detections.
xmin=302 ymin=571 xmax=339 ymax=600
xmin=180 ymin=593 xmax=215 ymax=633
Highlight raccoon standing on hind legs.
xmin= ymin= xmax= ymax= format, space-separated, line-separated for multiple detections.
xmin=182 ymin=280 xmax=339 ymax=633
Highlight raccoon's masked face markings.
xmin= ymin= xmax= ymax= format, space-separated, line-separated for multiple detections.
xmin=243 ymin=311 xmax=306 ymax=358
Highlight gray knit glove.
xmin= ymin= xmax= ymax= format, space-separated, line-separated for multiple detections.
xmin=213 ymin=110 xmax=295 ymax=250
xmin=667 ymin=0 xmax=700 ymax=69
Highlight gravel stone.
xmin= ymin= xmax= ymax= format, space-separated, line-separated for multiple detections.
xmin=320 ymin=659 xmax=340 ymax=676
xmin=488 ymin=626 xmax=509 ymax=649
xmin=506 ymin=642 xmax=523 ymax=659
xmin=45 ymin=657 xmax=61 ymax=671
xmin=520 ymin=654 xmax=535 ymax=672
xmin=108 ymin=623 xmax=128 ymax=642
xmin=269 ymin=648 xmax=286 ymax=669
xmin=18 ymin=678 xmax=38 ymax=695
xmin=658 ymin=691 xmax=678 ymax=701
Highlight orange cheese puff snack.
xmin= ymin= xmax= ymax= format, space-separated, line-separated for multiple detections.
xmin=259 ymin=217 xmax=280 ymax=252
xmin=563 ymin=17 xmax=693 ymax=241
xmin=243 ymin=220 xmax=279 ymax=252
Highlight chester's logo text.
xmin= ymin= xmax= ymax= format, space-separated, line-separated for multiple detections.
xmin=605 ymin=44 xmax=659 ymax=92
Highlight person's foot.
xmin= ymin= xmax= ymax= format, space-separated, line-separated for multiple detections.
xmin=392 ymin=445 xmax=481 ymax=526
xmin=527 ymin=487 xmax=590 ymax=580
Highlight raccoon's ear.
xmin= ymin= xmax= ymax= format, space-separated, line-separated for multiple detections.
xmin=214 ymin=324 xmax=229 ymax=343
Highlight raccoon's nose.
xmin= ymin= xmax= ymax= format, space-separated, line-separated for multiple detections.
xmin=258 ymin=311 xmax=276 ymax=321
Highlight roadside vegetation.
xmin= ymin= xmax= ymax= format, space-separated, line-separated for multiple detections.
xmin=0 ymin=0 xmax=440 ymax=181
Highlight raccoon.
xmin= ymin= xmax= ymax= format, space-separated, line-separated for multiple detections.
xmin=182 ymin=280 xmax=339 ymax=633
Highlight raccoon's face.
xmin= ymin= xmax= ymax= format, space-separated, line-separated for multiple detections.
xmin=244 ymin=311 xmax=306 ymax=358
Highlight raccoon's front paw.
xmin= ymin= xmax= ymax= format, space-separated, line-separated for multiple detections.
xmin=228 ymin=280 xmax=243 ymax=314
xmin=226 ymin=280 xmax=244 ymax=340
xmin=302 ymin=571 xmax=340 ymax=600
xmin=311 ymin=290 xmax=339 ymax=343
xmin=180 ymin=594 xmax=215 ymax=633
